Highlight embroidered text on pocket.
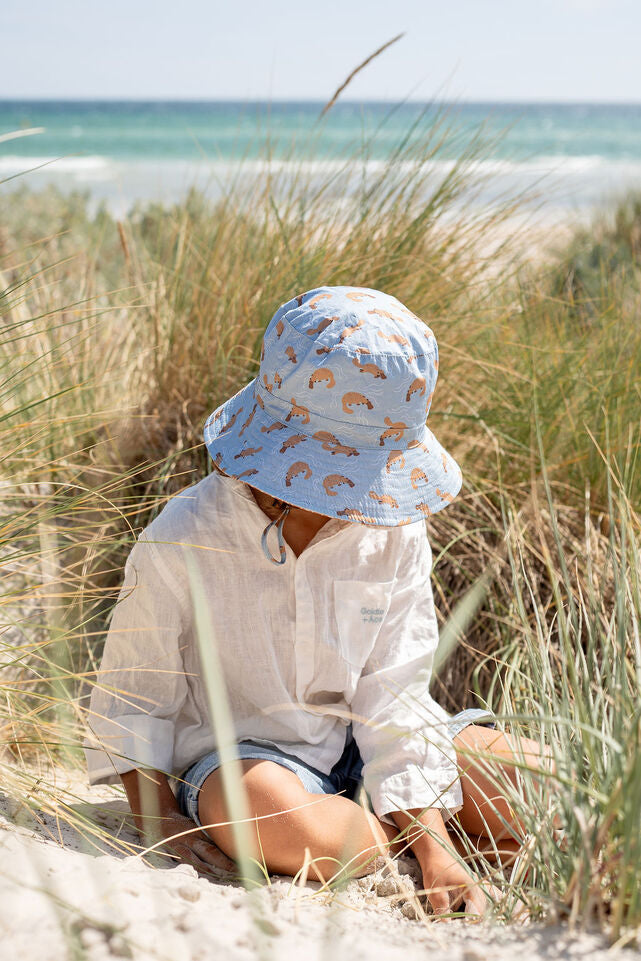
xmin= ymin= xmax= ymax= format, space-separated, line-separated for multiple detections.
xmin=332 ymin=578 xmax=395 ymax=672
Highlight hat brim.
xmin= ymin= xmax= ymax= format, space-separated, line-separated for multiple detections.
xmin=203 ymin=378 xmax=462 ymax=526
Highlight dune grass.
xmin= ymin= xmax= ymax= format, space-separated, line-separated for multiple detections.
xmin=1 ymin=106 xmax=640 ymax=948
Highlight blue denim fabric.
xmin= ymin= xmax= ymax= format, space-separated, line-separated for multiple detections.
xmin=175 ymin=708 xmax=495 ymax=826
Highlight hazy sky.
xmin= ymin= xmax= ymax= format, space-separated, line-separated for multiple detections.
xmin=1 ymin=0 xmax=639 ymax=102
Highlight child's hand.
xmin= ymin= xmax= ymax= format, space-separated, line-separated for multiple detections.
xmin=121 ymin=769 xmax=237 ymax=881
xmin=145 ymin=810 xmax=237 ymax=880
xmin=391 ymin=807 xmax=499 ymax=918
xmin=421 ymin=852 xmax=497 ymax=918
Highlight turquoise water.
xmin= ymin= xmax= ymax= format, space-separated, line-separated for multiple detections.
xmin=2 ymin=100 xmax=640 ymax=217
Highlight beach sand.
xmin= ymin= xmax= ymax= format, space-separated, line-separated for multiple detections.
xmin=1 ymin=765 xmax=635 ymax=961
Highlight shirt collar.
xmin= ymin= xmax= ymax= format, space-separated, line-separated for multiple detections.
xmin=213 ymin=469 xmax=352 ymax=537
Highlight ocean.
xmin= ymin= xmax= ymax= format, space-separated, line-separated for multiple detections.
xmin=1 ymin=100 xmax=640 ymax=221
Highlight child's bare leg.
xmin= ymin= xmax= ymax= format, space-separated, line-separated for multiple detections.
xmin=197 ymin=758 xmax=404 ymax=882
xmin=448 ymin=830 xmax=524 ymax=871
xmin=452 ymin=724 xmax=555 ymax=843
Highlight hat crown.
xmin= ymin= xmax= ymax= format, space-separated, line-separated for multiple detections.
xmin=203 ymin=284 xmax=462 ymax=527
xmin=257 ymin=287 xmax=439 ymax=441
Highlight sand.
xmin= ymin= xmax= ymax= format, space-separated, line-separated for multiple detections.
xmin=0 ymin=765 xmax=636 ymax=961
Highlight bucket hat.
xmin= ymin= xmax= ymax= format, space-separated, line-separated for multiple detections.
xmin=203 ymin=285 xmax=462 ymax=549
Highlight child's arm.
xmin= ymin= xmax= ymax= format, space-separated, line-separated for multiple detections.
xmin=347 ymin=524 xmax=494 ymax=912
xmin=121 ymin=768 xmax=236 ymax=878
xmin=84 ymin=536 xmax=235 ymax=879
xmin=84 ymin=537 xmax=188 ymax=785
xmin=389 ymin=807 xmax=492 ymax=916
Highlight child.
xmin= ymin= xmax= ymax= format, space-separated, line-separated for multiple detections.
xmin=84 ymin=286 xmax=548 ymax=916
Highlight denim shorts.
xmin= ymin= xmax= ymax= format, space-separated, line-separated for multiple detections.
xmin=175 ymin=708 xmax=495 ymax=826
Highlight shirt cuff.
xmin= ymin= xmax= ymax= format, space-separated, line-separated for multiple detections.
xmin=83 ymin=714 xmax=176 ymax=786
xmin=365 ymin=765 xmax=464 ymax=827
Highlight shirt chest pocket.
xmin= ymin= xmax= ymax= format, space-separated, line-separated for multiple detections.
xmin=332 ymin=579 xmax=395 ymax=694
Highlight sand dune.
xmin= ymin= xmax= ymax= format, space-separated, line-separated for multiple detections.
xmin=0 ymin=768 xmax=632 ymax=961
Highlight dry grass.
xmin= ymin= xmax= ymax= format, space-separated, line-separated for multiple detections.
xmin=1 ymin=111 xmax=640 ymax=940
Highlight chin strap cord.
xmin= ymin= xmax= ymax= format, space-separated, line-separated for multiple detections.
xmin=261 ymin=505 xmax=291 ymax=565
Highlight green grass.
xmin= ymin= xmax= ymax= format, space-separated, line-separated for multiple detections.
xmin=1 ymin=108 xmax=640 ymax=948
xmin=466 ymin=427 xmax=640 ymax=942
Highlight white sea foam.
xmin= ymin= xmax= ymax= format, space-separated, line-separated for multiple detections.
xmin=0 ymin=154 xmax=112 ymax=175
xmin=1 ymin=152 xmax=640 ymax=218
xmin=0 ymin=153 xmax=612 ymax=178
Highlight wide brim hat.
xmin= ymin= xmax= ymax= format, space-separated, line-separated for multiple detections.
xmin=203 ymin=286 xmax=462 ymax=527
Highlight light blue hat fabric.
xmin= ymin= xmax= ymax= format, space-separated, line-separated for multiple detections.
xmin=203 ymin=285 xmax=462 ymax=529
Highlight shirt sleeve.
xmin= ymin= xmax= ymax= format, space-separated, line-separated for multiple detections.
xmin=83 ymin=534 xmax=189 ymax=786
xmin=348 ymin=524 xmax=463 ymax=827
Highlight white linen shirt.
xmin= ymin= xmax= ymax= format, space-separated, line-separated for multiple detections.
xmin=83 ymin=469 xmax=463 ymax=825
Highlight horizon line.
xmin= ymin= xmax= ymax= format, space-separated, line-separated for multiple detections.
xmin=1 ymin=96 xmax=641 ymax=107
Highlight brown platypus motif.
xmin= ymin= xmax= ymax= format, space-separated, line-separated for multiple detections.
xmin=219 ymin=408 xmax=242 ymax=434
xmin=279 ymin=434 xmax=308 ymax=453
xmin=285 ymin=345 xmax=298 ymax=364
xmin=367 ymin=308 xmax=405 ymax=323
xmin=285 ymin=461 xmax=312 ymax=486
xmin=345 ymin=291 xmax=375 ymax=302
xmin=307 ymin=316 xmax=337 ymax=336
xmin=376 ymin=330 xmax=410 ymax=347
xmin=351 ymin=356 xmax=386 ymax=379
xmin=238 ymin=404 xmax=257 ymax=437
xmin=406 ymin=439 xmax=430 ymax=453
xmin=342 ymin=391 xmax=374 ymax=414
xmin=308 ymin=293 xmax=332 ymax=309
xmin=336 ymin=507 xmax=377 ymax=522
xmin=260 ymin=420 xmax=288 ymax=433
xmin=410 ymin=467 xmax=428 ymax=489
xmin=313 ymin=431 xmax=359 ymax=457
xmin=339 ymin=320 xmax=364 ymax=342
xmin=406 ymin=377 xmax=426 ymax=402
xmin=323 ymin=474 xmax=355 ymax=496
xmin=378 ymin=416 xmax=408 ymax=446
xmin=368 ymin=491 xmax=399 ymax=508
xmin=385 ymin=450 xmax=405 ymax=473
xmin=308 ymin=369 xmax=336 ymax=389
xmin=285 ymin=398 xmax=311 ymax=424
xmin=234 ymin=445 xmax=263 ymax=459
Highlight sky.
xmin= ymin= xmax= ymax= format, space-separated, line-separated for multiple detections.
xmin=1 ymin=0 xmax=639 ymax=102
